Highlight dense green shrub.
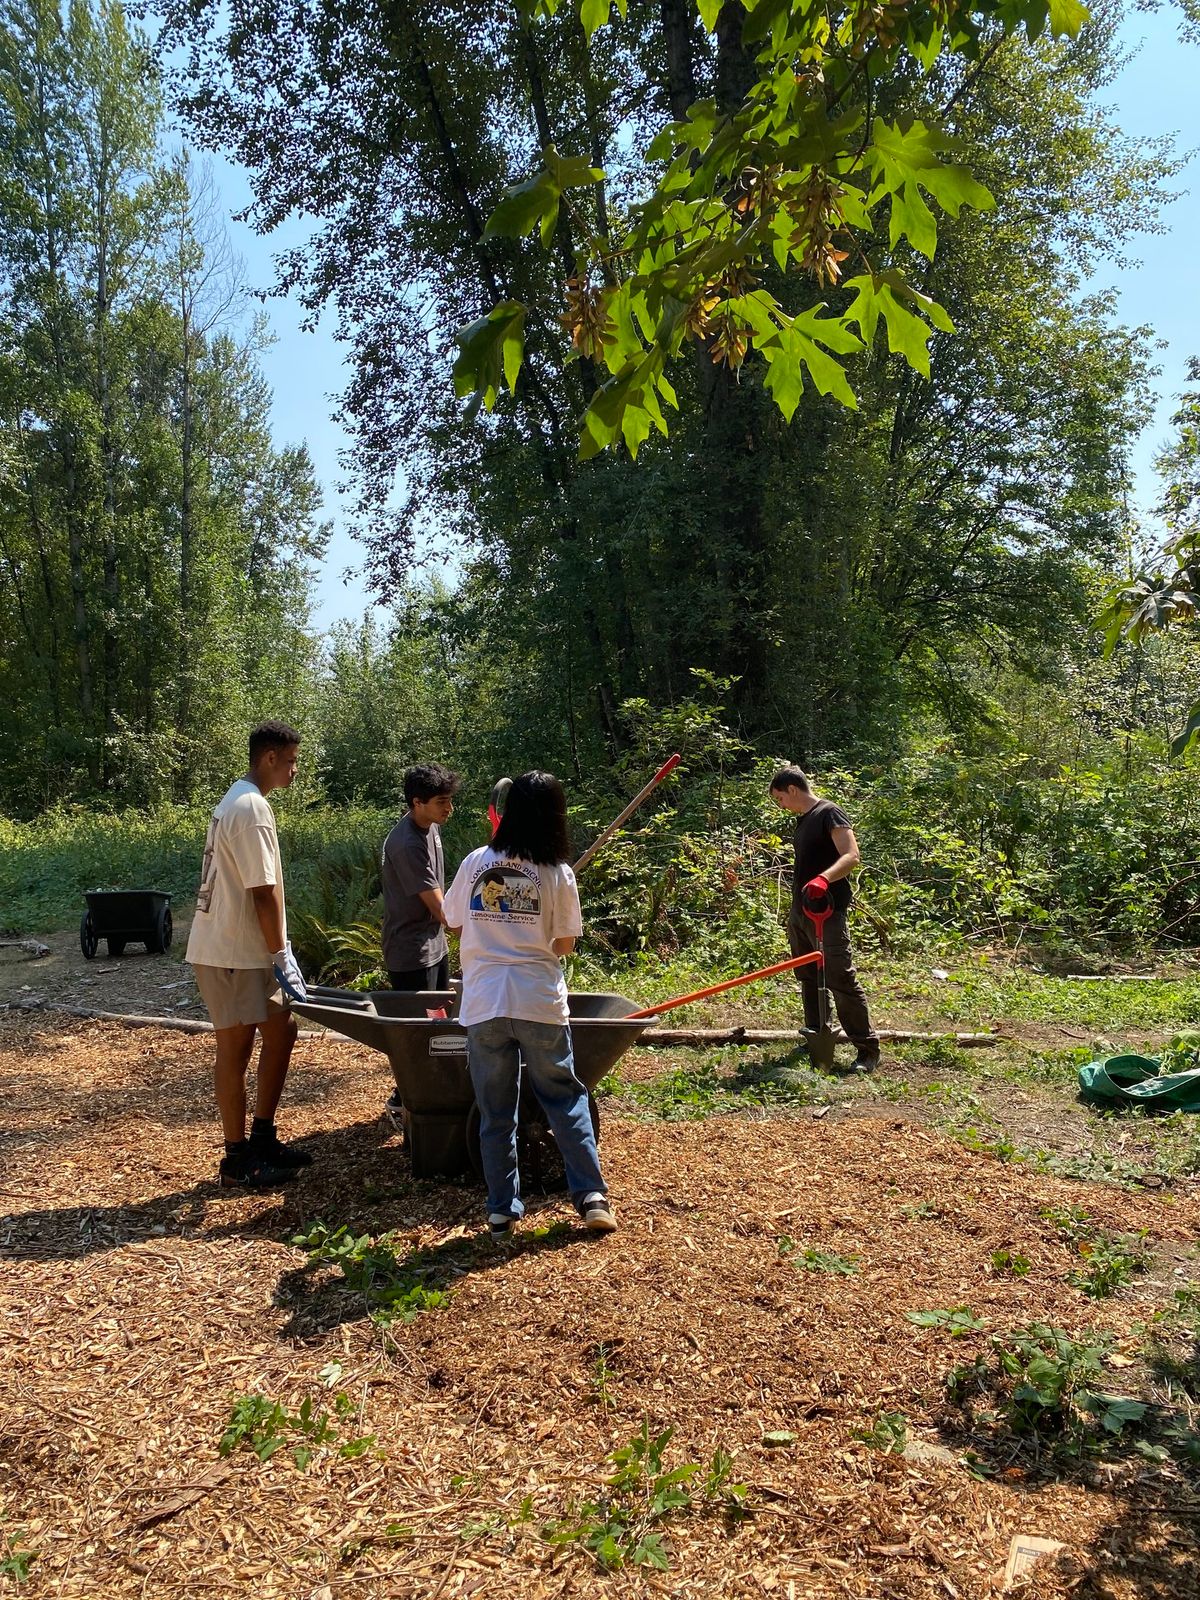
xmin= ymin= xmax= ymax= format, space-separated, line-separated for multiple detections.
xmin=6 ymin=712 xmax=1200 ymax=964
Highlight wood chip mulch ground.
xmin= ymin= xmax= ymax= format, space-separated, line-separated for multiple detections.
xmin=2 ymin=1014 xmax=1198 ymax=1599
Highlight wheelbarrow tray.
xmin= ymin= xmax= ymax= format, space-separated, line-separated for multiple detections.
xmin=292 ymin=987 xmax=648 ymax=1179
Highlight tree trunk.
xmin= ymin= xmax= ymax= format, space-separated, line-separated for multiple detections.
xmin=661 ymin=0 xmax=699 ymax=120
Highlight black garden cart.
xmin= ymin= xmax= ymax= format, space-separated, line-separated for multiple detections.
xmin=79 ymin=890 xmax=173 ymax=960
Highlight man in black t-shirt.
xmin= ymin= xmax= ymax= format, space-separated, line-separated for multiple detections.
xmin=768 ymin=764 xmax=879 ymax=1072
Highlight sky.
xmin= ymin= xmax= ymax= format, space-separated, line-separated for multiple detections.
xmin=204 ymin=6 xmax=1200 ymax=629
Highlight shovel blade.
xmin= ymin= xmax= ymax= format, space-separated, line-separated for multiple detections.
xmin=802 ymin=1024 xmax=839 ymax=1074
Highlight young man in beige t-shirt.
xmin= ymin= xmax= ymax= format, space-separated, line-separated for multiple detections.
xmin=186 ymin=720 xmax=311 ymax=1189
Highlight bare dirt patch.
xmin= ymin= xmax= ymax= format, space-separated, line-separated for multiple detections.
xmin=0 ymin=908 xmax=202 ymax=1020
xmin=2 ymin=1012 xmax=1198 ymax=1598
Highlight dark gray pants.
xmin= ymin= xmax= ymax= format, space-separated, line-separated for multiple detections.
xmin=786 ymin=906 xmax=877 ymax=1050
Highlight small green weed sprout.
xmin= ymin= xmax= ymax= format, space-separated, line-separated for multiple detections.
xmin=900 ymin=1200 xmax=940 ymax=1221
xmin=592 ymin=1342 xmax=619 ymax=1412
xmin=1159 ymin=1031 xmax=1200 ymax=1073
xmin=854 ymin=1412 xmax=908 ymax=1453
xmin=1069 ymin=1232 xmax=1150 ymax=1300
xmin=1041 ymin=1203 xmax=1091 ymax=1236
xmin=990 ymin=1248 xmax=1032 ymax=1278
xmin=905 ymin=1306 xmax=986 ymax=1338
xmin=954 ymin=1125 xmax=1020 ymax=1162
xmin=1038 ymin=1206 xmax=1150 ymax=1298
xmin=0 ymin=1515 xmax=37 ymax=1586
xmin=540 ymin=1422 xmax=749 ymax=1572
xmin=945 ymin=1322 xmax=1148 ymax=1460
xmin=219 ymin=1390 xmax=375 ymax=1470
xmin=777 ymin=1236 xmax=859 ymax=1275
xmin=293 ymin=1222 xmax=452 ymax=1324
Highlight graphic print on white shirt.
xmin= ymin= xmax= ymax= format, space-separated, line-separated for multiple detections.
xmin=443 ymin=846 xmax=582 ymax=1027
xmin=469 ymin=864 xmax=541 ymax=920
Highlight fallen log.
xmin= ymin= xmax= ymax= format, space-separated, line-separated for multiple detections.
xmin=10 ymin=1000 xmax=337 ymax=1041
xmin=8 ymin=1001 xmax=999 ymax=1050
xmin=639 ymin=1027 xmax=1000 ymax=1047
xmin=0 ymin=937 xmax=50 ymax=958
xmin=1064 ymin=973 xmax=1165 ymax=982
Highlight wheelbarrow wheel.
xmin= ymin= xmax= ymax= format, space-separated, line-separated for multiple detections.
xmin=80 ymin=910 xmax=98 ymax=960
xmin=107 ymin=938 xmax=126 ymax=958
xmin=465 ymin=1092 xmax=601 ymax=1195
xmin=151 ymin=903 xmax=173 ymax=954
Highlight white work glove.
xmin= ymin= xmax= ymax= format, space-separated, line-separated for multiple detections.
xmin=272 ymin=942 xmax=308 ymax=1002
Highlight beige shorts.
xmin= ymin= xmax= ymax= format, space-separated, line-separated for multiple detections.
xmin=193 ymin=965 xmax=288 ymax=1031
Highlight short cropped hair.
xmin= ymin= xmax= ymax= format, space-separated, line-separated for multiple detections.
xmin=249 ymin=720 xmax=301 ymax=763
xmin=769 ymin=764 xmax=811 ymax=795
xmin=404 ymin=762 xmax=461 ymax=807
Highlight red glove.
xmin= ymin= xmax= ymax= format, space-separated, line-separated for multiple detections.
xmin=803 ymin=874 xmax=830 ymax=898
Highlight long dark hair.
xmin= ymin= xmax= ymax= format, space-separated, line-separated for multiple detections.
xmin=491 ymin=771 xmax=571 ymax=865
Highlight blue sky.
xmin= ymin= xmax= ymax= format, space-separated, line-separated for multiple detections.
xmin=207 ymin=6 xmax=1200 ymax=628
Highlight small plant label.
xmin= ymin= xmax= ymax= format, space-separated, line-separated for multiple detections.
xmin=1003 ymin=1534 xmax=1065 ymax=1589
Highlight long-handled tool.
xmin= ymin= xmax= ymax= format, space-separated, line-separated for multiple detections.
xmin=798 ymin=878 xmax=839 ymax=1071
xmin=573 ymin=753 xmax=681 ymax=873
xmin=485 ymin=755 xmax=681 ymax=869
xmin=625 ymin=952 xmax=823 ymax=1019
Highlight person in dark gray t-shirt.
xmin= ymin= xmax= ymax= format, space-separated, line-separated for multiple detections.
xmin=381 ymin=763 xmax=461 ymax=990
xmin=380 ymin=763 xmax=461 ymax=1125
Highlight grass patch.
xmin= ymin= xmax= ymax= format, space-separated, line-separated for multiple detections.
xmin=0 ymin=802 xmax=395 ymax=934
xmin=619 ymin=1049 xmax=830 ymax=1120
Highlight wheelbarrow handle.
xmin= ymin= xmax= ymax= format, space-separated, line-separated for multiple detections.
xmin=626 ymin=951 xmax=823 ymax=1019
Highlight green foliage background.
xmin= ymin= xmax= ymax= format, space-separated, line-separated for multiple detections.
xmin=5 ymin=0 xmax=1200 ymax=981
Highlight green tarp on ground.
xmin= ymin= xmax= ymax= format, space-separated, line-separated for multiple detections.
xmin=1078 ymin=1054 xmax=1200 ymax=1112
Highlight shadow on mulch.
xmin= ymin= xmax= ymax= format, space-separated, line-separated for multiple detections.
xmin=274 ymin=1220 xmax=594 ymax=1342
xmin=919 ymin=1361 xmax=1200 ymax=1599
xmin=0 ymin=1115 xmax=495 ymax=1262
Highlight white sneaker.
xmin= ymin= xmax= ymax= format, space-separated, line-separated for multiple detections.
xmin=581 ymin=1193 xmax=617 ymax=1233
xmin=488 ymin=1213 xmax=516 ymax=1239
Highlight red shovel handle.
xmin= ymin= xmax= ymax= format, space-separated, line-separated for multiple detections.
xmin=800 ymin=879 xmax=834 ymax=940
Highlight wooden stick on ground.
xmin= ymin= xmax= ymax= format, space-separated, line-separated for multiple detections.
xmin=0 ymin=937 xmax=51 ymax=958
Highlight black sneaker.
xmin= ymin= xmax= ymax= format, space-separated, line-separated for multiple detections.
xmin=219 ymin=1151 xmax=299 ymax=1190
xmin=852 ymin=1048 xmax=880 ymax=1075
xmin=249 ymin=1126 xmax=313 ymax=1169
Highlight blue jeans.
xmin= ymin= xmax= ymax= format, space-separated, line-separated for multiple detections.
xmin=466 ymin=1017 xmax=606 ymax=1219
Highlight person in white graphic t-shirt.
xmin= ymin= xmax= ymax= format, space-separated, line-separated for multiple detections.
xmin=186 ymin=720 xmax=312 ymax=1190
xmin=443 ymin=771 xmax=617 ymax=1239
